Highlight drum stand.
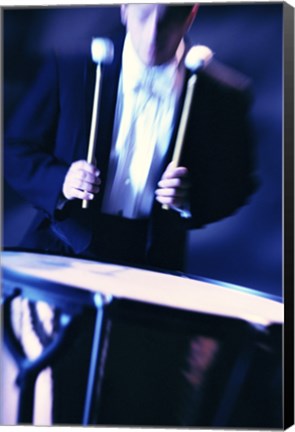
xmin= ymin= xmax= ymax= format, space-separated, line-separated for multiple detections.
xmin=2 ymin=284 xmax=112 ymax=425
xmin=82 ymin=293 xmax=112 ymax=425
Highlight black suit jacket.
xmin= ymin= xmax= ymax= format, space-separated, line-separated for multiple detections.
xmin=4 ymin=29 xmax=257 ymax=271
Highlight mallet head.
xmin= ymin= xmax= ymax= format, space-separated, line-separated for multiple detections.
xmin=91 ymin=38 xmax=114 ymax=64
xmin=185 ymin=45 xmax=213 ymax=73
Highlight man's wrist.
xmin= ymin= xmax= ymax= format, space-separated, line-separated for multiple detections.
xmin=56 ymin=193 xmax=68 ymax=210
xmin=170 ymin=202 xmax=192 ymax=219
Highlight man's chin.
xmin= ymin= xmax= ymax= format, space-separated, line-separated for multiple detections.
xmin=142 ymin=54 xmax=170 ymax=67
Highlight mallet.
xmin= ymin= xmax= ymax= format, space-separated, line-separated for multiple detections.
xmin=82 ymin=38 xmax=114 ymax=209
xmin=162 ymin=45 xmax=213 ymax=210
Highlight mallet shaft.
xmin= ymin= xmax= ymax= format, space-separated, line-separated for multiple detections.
xmin=172 ymin=73 xmax=197 ymax=165
xmin=82 ymin=64 xmax=102 ymax=209
xmin=162 ymin=73 xmax=197 ymax=210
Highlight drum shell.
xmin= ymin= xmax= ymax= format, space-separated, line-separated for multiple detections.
xmin=84 ymin=299 xmax=283 ymax=428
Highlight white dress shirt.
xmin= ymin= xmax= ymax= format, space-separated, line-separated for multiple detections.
xmin=101 ymin=33 xmax=186 ymax=219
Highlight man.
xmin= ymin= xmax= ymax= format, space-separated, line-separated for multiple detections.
xmin=5 ymin=4 xmax=256 ymax=273
xmin=4 ymin=4 xmax=257 ymax=425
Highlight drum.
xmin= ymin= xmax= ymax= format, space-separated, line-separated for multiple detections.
xmin=1 ymin=250 xmax=283 ymax=427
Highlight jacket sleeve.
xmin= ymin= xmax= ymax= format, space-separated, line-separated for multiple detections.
xmin=182 ymin=62 xmax=259 ymax=229
xmin=4 ymin=51 xmax=69 ymax=219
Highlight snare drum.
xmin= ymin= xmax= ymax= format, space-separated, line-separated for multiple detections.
xmin=1 ymin=251 xmax=283 ymax=428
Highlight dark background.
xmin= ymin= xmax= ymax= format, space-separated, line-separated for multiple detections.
xmin=3 ymin=3 xmax=283 ymax=297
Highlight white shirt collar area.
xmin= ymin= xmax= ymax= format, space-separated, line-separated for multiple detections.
xmin=122 ymin=33 xmax=185 ymax=99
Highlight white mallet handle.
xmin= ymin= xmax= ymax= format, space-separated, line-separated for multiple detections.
xmin=162 ymin=45 xmax=213 ymax=211
xmin=171 ymin=73 xmax=197 ymax=167
xmin=172 ymin=45 xmax=213 ymax=166
xmin=82 ymin=64 xmax=102 ymax=209
xmin=82 ymin=38 xmax=114 ymax=209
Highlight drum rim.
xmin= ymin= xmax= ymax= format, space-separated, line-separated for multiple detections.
xmin=2 ymin=247 xmax=282 ymax=304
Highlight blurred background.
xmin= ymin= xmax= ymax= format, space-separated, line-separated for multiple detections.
xmin=3 ymin=3 xmax=283 ymax=297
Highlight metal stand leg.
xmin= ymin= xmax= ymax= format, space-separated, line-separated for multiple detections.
xmin=212 ymin=339 xmax=256 ymax=426
xmin=82 ymin=293 xmax=112 ymax=425
xmin=16 ymin=372 xmax=36 ymax=424
xmin=2 ymin=291 xmax=80 ymax=424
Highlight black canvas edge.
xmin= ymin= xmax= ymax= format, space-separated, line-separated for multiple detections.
xmin=283 ymin=1 xmax=295 ymax=429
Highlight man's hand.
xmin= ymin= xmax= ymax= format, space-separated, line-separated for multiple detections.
xmin=62 ymin=160 xmax=101 ymax=201
xmin=155 ymin=162 xmax=191 ymax=210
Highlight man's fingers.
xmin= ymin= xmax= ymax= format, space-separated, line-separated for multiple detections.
xmin=64 ymin=183 xmax=98 ymax=201
xmin=63 ymin=160 xmax=101 ymax=200
xmin=161 ymin=164 xmax=188 ymax=180
xmin=69 ymin=188 xmax=95 ymax=201
xmin=72 ymin=160 xmax=99 ymax=175
xmin=155 ymin=184 xmax=189 ymax=208
xmin=68 ymin=163 xmax=100 ymax=183
xmin=156 ymin=164 xmax=191 ymax=209
xmin=157 ymin=177 xmax=190 ymax=189
xmin=155 ymin=187 xmax=188 ymax=200
xmin=67 ymin=171 xmax=101 ymax=188
xmin=69 ymin=177 xmax=100 ymax=194
xmin=155 ymin=195 xmax=183 ymax=207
